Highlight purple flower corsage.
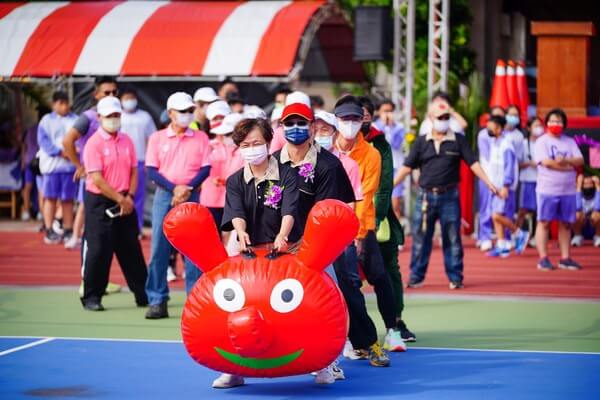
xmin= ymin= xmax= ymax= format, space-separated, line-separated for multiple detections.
xmin=264 ymin=182 xmax=284 ymax=209
xmin=298 ymin=162 xmax=315 ymax=183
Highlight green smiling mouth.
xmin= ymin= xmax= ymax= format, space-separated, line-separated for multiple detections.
xmin=215 ymin=347 xmax=304 ymax=369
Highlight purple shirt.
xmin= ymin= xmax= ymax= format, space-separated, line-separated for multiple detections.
xmin=23 ymin=125 xmax=39 ymax=163
xmin=534 ymin=134 xmax=583 ymax=195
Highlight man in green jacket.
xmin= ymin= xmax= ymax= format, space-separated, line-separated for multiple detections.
xmin=359 ymin=96 xmax=416 ymax=343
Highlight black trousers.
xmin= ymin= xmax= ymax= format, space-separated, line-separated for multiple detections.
xmin=334 ymin=244 xmax=378 ymax=350
xmin=360 ymin=230 xmax=397 ymax=330
xmin=82 ymin=191 xmax=148 ymax=304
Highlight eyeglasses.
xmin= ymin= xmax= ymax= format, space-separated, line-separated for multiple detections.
xmin=437 ymin=114 xmax=450 ymax=121
xmin=103 ymin=90 xmax=118 ymax=96
xmin=177 ymin=108 xmax=195 ymax=114
xmin=283 ymin=120 xmax=308 ymax=128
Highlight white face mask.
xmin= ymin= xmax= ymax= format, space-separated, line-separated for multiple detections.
xmin=337 ymin=120 xmax=361 ymax=139
xmin=223 ymin=136 xmax=235 ymax=146
xmin=175 ymin=112 xmax=193 ymax=128
xmin=532 ymin=126 xmax=545 ymax=137
xmin=433 ymin=118 xmax=450 ymax=133
xmin=240 ymin=144 xmax=268 ymax=165
xmin=102 ymin=117 xmax=121 ymax=133
xmin=314 ymin=135 xmax=333 ymax=151
xmin=122 ymin=99 xmax=137 ymax=112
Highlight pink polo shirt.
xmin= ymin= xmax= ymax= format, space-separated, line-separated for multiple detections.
xmin=145 ymin=125 xmax=210 ymax=185
xmin=200 ymin=139 xmax=244 ymax=208
xmin=269 ymin=125 xmax=286 ymax=154
xmin=83 ymin=128 xmax=137 ymax=194
xmin=332 ymin=149 xmax=363 ymax=201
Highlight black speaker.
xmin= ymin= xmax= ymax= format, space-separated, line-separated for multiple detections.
xmin=353 ymin=6 xmax=393 ymax=62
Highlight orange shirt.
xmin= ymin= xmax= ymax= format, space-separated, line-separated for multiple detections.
xmin=342 ymin=133 xmax=381 ymax=239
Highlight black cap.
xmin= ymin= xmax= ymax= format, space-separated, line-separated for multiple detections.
xmin=334 ymin=102 xmax=363 ymax=118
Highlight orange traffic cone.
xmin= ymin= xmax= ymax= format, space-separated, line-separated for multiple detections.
xmin=516 ymin=61 xmax=530 ymax=124
xmin=489 ymin=60 xmax=509 ymax=109
xmin=506 ymin=60 xmax=519 ymax=106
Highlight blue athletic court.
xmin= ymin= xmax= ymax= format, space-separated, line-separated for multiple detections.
xmin=0 ymin=337 xmax=597 ymax=399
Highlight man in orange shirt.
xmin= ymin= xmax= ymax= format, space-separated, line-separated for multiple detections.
xmin=333 ymin=95 xmax=401 ymax=366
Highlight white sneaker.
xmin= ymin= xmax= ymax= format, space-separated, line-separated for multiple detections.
xmin=314 ymin=365 xmax=335 ymax=384
xmin=166 ymin=267 xmax=177 ymax=282
xmin=479 ymin=240 xmax=493 ymax=252
xmin=571 ymin=235 xmax=584 ymax=247
xmin=331 ymin=360 xmax=345 ymax=380
xmin=594 ymin=236 xmax=600 ymax=248
xmin=64 ymin=235 xmax=81 ymax=250
xmin=343 ymin=339 xmax=360 ymax=359
xmin=52 ymin=219 xmax=64 ymax=236
xmin=21 ymin=211 xmax=31 ymax=221
xmin=383 ymin=328 xmax=407 ymax=352
xmin=528 ymin=237 xmax=536 ymax=248
xmin=212 ymin=373 xmax=244 ymax=389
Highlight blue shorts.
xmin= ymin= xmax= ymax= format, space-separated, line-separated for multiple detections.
xmin=77 ymin=179 xmax=85 ymax=203
xmin=537 ymin=194 xmax=576 ymax=223
xmin=42 ymin=172 xmax=77 ymax=201
xmin=491 ymin=190 xmax=516 ymax=217
xmin=519 ymin=182 xmax=537 ymax=211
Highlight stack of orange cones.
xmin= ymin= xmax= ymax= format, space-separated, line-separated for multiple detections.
xmin=516 ymin=61 xmax=530 ymax=124
xmin=506 ymin=60 xmax=520 ymax=106
xmin=489 ymin=60 xmax=509 ymax=109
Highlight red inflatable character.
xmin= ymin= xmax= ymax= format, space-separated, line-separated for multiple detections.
xmin=163 ymin=199 xmax=359 ymax=378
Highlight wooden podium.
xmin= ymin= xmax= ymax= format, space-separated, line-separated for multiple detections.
xmin=531 ymin=22 xmax=596 ymax=117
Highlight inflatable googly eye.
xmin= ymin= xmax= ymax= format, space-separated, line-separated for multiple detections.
xmin=213 ymin=279 xmax=245 ymax=312
xmin=270 ymin=279 xmax=304 ymax=313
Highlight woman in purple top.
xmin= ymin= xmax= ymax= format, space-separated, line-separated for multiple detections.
xmin=534 ymin=108 xmax=584 ymax=271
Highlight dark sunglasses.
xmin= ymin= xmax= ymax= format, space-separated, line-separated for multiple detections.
xmin=283 ymin=120 xmax=308 ymax=128
xmin=103 ymin=90 xmax=118 ymax=96
xmin=177 ymin=108 xmax=195 ymax=114
xmin=437 ymin=114 xmax=450 ymax=121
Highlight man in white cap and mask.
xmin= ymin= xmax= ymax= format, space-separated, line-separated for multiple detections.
xmin=80 ymin=96 xmax=148 ymax=311
xmin=394 ymin=98 xmax=497 ymax=289
xmin=144 ymin=92 xmax=212 ymax=319
xmin=192 ymin=86 xmax=220 ymax=133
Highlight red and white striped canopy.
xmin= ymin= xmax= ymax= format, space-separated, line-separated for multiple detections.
xmin=0 ymin=1 xmax=361 ymax=80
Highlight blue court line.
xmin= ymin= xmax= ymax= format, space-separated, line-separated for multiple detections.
xmin=0 ymin=337 xmax=598 ymax=400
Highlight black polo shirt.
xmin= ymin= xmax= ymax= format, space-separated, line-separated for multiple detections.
xmin=222 ymin=156 xmax=302 ymax=245
xmin=274 ymin=144 xmax=355 ymax=231
xmin=404 ymin=132 xmax=478 ymax=189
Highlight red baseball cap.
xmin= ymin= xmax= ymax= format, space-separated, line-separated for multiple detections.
xmin=281 ymin=103 xmax=314 ymax=122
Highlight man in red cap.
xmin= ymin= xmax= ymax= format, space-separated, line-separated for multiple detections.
xmin=273 ymin=101 xmax=356 ymax=233
xmin=272 ymin=100 xmax=355 ymax=384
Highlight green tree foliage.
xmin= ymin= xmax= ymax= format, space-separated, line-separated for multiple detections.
xmin=338 ymin=0 xmax=477 ymax=123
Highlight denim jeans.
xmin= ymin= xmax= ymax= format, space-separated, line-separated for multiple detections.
xmin=134 ymin=161 xmax=146 ymax=231
xmin=409 ymin=188 xmax=464 ymax=284
xmin=145 ymin=188 xmax=202 ymax=305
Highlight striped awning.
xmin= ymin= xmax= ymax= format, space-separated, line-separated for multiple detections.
xmin=0 ymin=1 xmax=362 ymax=80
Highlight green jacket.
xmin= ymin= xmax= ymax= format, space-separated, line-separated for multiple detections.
xmin=366 ymin=129 xmax=404 ymax=245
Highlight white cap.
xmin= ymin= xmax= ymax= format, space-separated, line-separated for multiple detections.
xmin=97 ymin=96 xmax=122 ymax=117
xmin=314 ymin=110 xmax=337 ymax=129
xmin=285 ymin=90 xmax=311 ymax=107
xmin=212 ymin=113 xmax=243 ymax=135
xmin=167 ymin=92 xmax=195 ymax=111
xmin=242 ymin=105 xmax=267 ymax=120
xmin=271 ymin=105 xmax=284 ymax=122
xmin=206 ymin=100 xmax=231 ymax=121
xmin=193 ymin=87 xmax=219 ymax=103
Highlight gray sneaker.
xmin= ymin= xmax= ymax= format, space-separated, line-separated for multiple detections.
xmin=44 ymin=229 xmax=61 ymax=245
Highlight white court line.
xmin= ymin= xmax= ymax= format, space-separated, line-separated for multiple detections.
xmin=0 ymin=337 xmax=55 ymax=357
xmin=0 ymin=336 xmax=598 ymax=355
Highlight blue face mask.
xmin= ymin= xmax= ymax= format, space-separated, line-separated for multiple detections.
xmin=315 ymin=136 xmax=333 ymax=151
xmin=506 ymin=115 xmax=520 ymax=127
xmin=284 ymin=125 xmax=310 ymax=145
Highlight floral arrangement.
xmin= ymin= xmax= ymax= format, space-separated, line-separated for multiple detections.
xmin=264 ymin=182 xmax=284 ymax=209
xmin=298 ymin=163 xmax=315 ymax=183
